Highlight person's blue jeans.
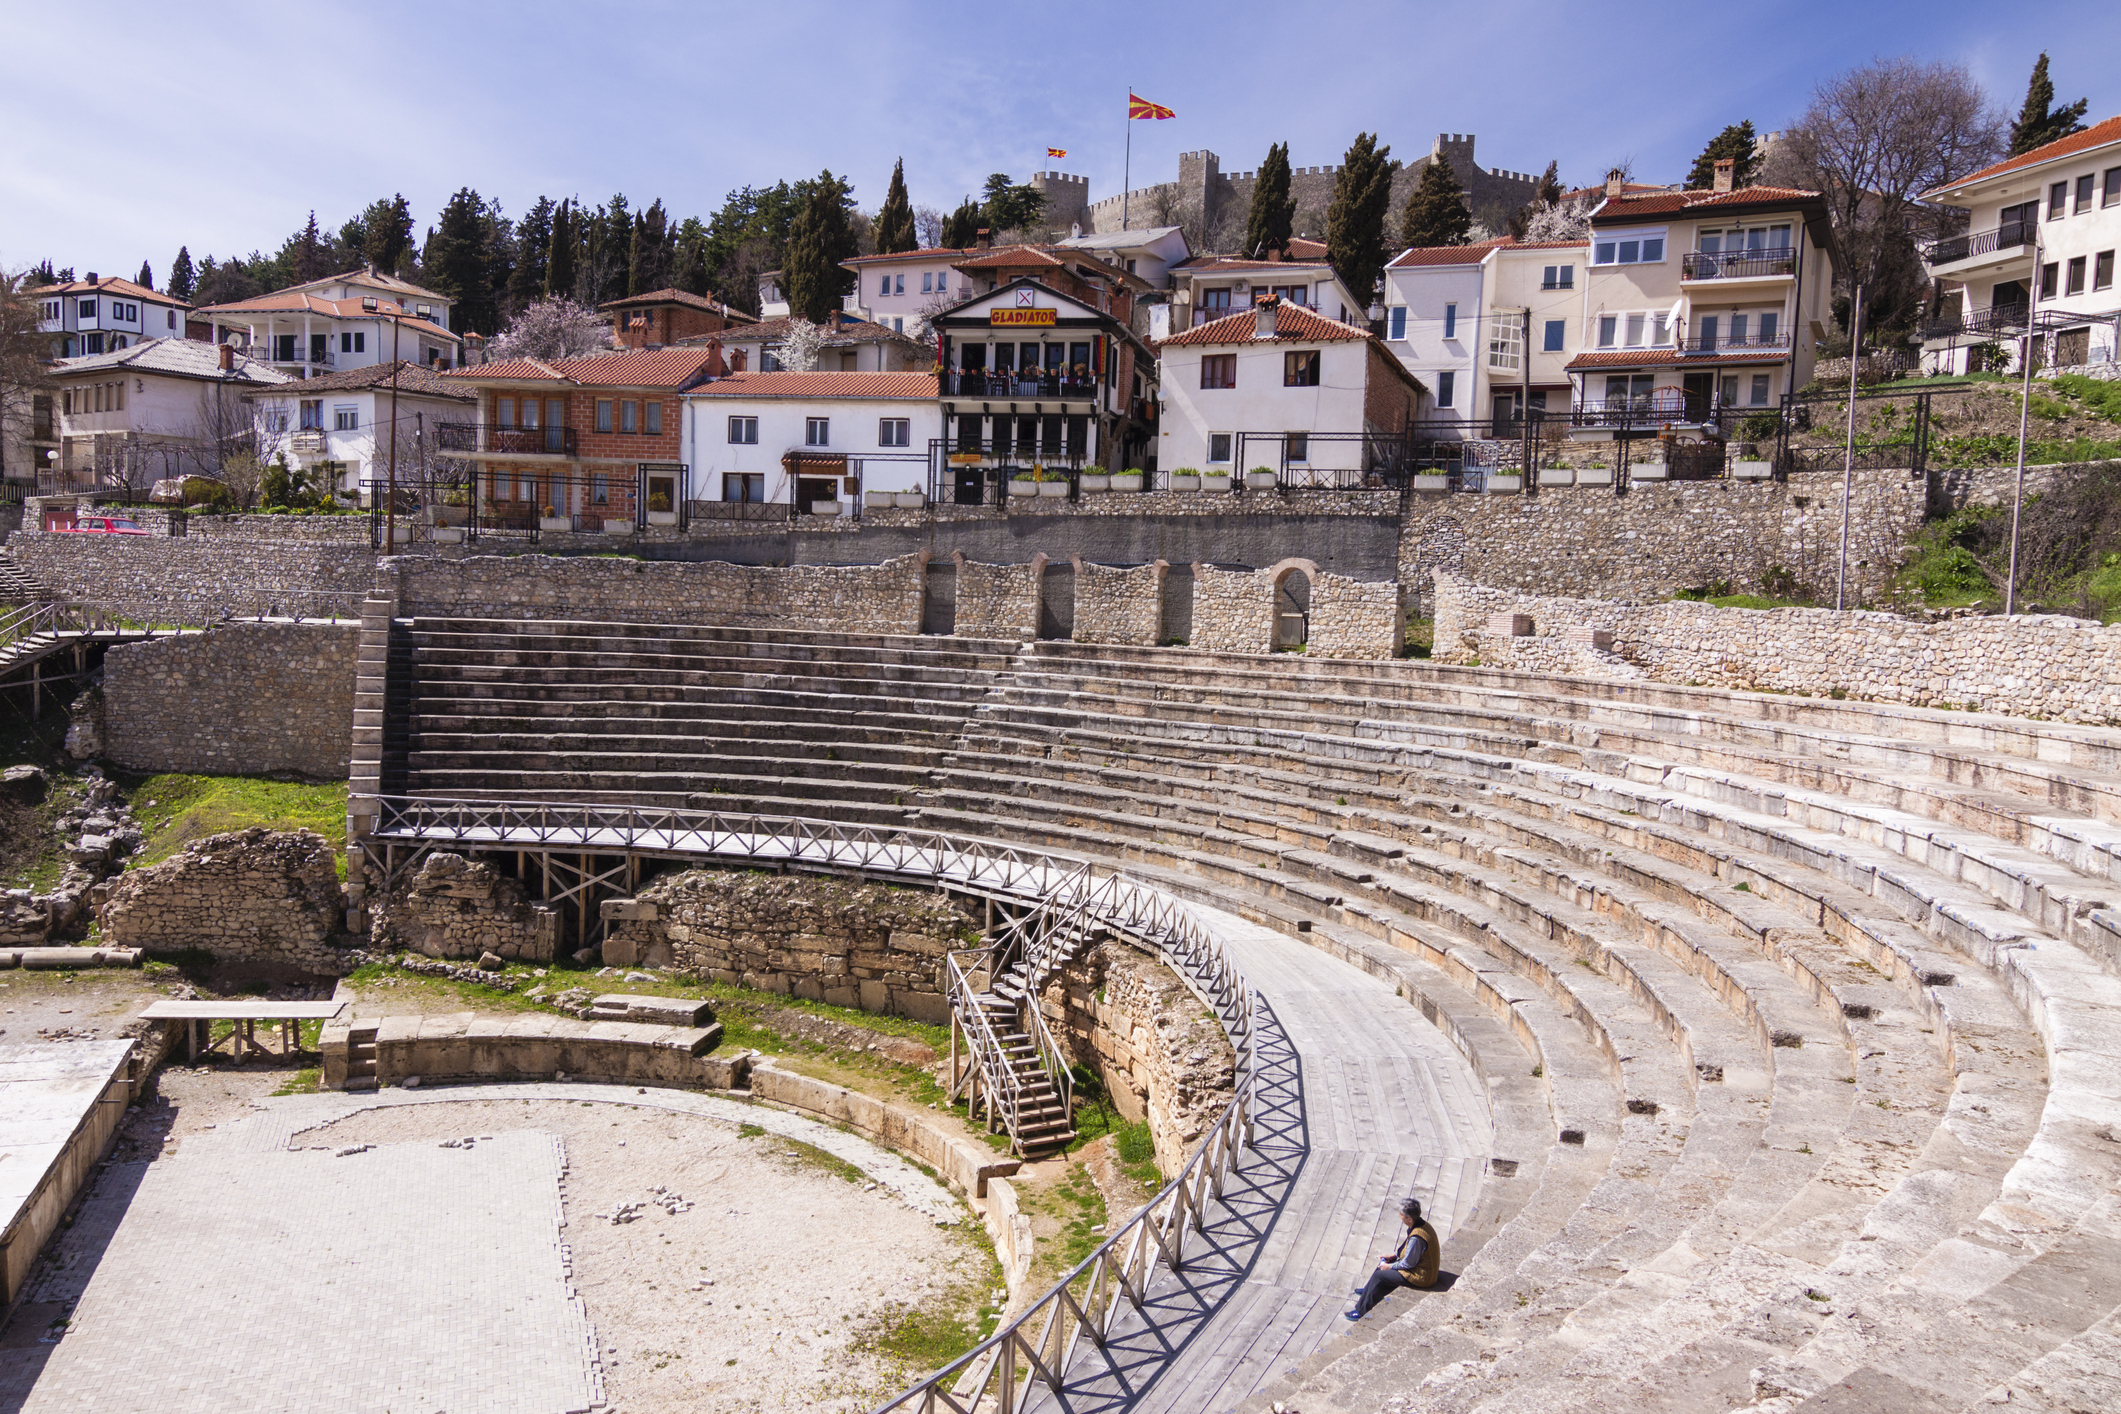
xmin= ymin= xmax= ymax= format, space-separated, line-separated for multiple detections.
xmin=1354 ymin=1266 xmax=1408 ymax=1316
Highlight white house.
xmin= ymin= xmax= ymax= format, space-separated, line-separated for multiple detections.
xmin=694 ymin=314 xmax=930 ymax=374
xmin=1921 ymin=113 xmax=2121 ymax=373
xmin=35 ymin=273 xmax=192 ymax=358
xmin=1168 ymin=239 xmax=1369 ymax=339
xmin=1382 ymin=237 xmax=1589 ymax=430
xmin=194 ymin=267 xmax=461 ymax=379
xmin=38 ymin=339 xmax=288 ymax=494
xmin=1054 ymin=225 xmax=1192 ymax=289
xmin=247 ymin=361 xmax=477 ymax=501
xmin=1155 ymin=297 xmax=1426 ymax=482
xmin=682 ymin=372 xmax=941 ymax=512
xmin=837 ymin=249 xmax=981 ymax=333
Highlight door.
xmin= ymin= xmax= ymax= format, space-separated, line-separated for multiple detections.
xmin=545 ymin=399 xmax=566 ymax=453
xmin=796 ymin=477 xmax=837 ymax=513
xmin=1681 ymin=373 xmax=1715 ymax=421
xmin=922 ymin=561 xmax=957 ymax=636
xmin=1037 ymin=562 xmax=1075 ymax=641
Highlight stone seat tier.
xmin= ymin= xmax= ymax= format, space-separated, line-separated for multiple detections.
xmin=406 ymin=617 xmax=1024 ymax=665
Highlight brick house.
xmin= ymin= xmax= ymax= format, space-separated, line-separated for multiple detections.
xmin=598 ymin=288 xmax=756 ymax=350
xmin=441 ymin=348 xmax=723 ymax=529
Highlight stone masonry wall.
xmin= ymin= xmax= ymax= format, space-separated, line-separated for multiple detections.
xmin=601 ymin=867 xmax=978 ymax=1024
xmin=1039 ymin=940 xmax=1237 ymax=1173
xmin=97 ymin=828 xmax=350 ymax=974
xmin=1074 ymin=561 xmax=1163 ymax=646
xmin=1192 ymin=564 xmax=1275 ymax=652
xmin=8 ymin=528 xmax=375 ymax=622
xmin=951 ymin=557 xmax=1039 ymax=638
xmin=371 ymin=852 xmax=561 ymax=964
xmin=99 ymin=622 xmax=357 ymax=778
xmin=1435 ymin=570 xmax=2121 ymax=723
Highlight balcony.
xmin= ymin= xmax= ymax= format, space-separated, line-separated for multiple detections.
xmin=1919 ymin=302 xmax=2075 ymax=343
xmin=942 ymin=371 xmax=1097 ymax=400
xmin=255 ymin=344 xmax=337 ymax=368
xmin=1923 ymin=223 xmax=2034 ymax=273
xmin=436 ymin=423 xmax=578 ymax=456
xmin=1681 ymin=248 xmax=1797 ymax=281
xmin=1678 ymin=331 xmax=1793 ymax=356
xmin=290 ymin=429 xmax=327 ymax=453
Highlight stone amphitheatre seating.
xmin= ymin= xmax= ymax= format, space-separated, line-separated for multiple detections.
xmin=380 ymin=614 xmax=2121 ymax=1413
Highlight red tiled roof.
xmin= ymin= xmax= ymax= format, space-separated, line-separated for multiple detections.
xmin=194 ymin=290 xmax=458 ymax=342
xmin=1593 ymin=185 xmax=1823 ymax=220
xmin=1564 ymin=349 xmax=1790 ymax=371
xmin=1387 ymin=239 xmax=1510 ymax=268
xmin=1285 ymin=237 xmax=1328 ymax=259
xmin=688 ymin=314 xmax=918 ymax=347
xmin=242 ymin=360 xmax=475 ymax=401
xmin=33 ymin=275 xmax=185 ymax=305
xmin=597 ymin=288 xmax=756 ymax=322
xmin=684 ymin=372 xmax=937 ymax=399
xmin=951 ymin=245 xmax=1067 ymax=270
xmin=1156 ymin=301 xmax=1372 ymax=347
xmin=447 ymin=348 xmax=725 ymax=388
xmin=842 ymin=246 xmax=973 ymax=266
xmin=1925 ymin=114 xmax=2121 ymax=196
xmin=1176 ymin=255 xmax=1335 ymax=273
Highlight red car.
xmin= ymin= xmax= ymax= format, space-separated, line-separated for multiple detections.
xmin=49 ymin=513 xmax=150 ymax=535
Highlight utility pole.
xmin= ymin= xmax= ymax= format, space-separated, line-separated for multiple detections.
xmin=363 ymin=296 xmax=404 ymax=552
xmin=1836 ymin=284 xmax=1864 ymax=611
xmin=1521 ymin=307 xmax=1533 ymax=494
xmin=2005 ymin=224 xmax=2043 ymax=617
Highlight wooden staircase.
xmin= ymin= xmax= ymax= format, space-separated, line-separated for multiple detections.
xmin=954 ymin=915 xmax=1102 ymax=1159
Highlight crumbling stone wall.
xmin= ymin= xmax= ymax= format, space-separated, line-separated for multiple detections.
xmin=1039 ymin=940 xmax=1236 ymax=1172
xmin=1073 ymin=561 xmax=1162 ymax=645
xmin=603 ymin=867 xmax=976 ymax=1023
xmin=8 ymin=528 xmax=374 ymax=621
xmin=97 ymin=622 xmax=357 ymax=778
xmin=370 ymin=852 xmax=560 ymax=964
xmin=951 ymin=558 xmax=1038 ymax=638
xmin=97 ymin=828 xmax=350 ymax=974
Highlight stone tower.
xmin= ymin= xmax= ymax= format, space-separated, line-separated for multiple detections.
xmin=1031 ymin=172 xmax=1090 ymax=235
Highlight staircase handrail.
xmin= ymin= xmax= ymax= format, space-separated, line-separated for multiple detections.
xmin=944 ymin=948 xmax=1033 ymax=1148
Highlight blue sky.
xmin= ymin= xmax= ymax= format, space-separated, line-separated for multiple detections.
xmin=5 ymin=0 xmax=2118 ymax=282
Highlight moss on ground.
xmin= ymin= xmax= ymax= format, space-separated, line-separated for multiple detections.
xmin=119 ymin=774 xmax=349 ymax=875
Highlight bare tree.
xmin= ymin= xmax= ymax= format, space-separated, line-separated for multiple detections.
xmin=489 ymin=296 xmax=608 ymax=361
xmin=913 ymin=205 xmax=945 ymax=249
xmin=0 ymin=270 xmax=56 ymax=484
xmin=1765 ymin=57 xmax=2004 ymax=338
xmin=186 ymin=382 xmax=263 ymax=504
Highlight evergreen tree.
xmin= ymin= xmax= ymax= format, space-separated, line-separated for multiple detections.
xmin=940 ymin=198 xmax=983 ymax=248
xmin=979 ymin=173 xmax=1046 ymax=235
xmin=876 ymin=159 xmax=917 ymax=254
xmin=1244 ymin=142 xmax=1295 ymax=258
xmin=167 ymin=247 xmax=194 ymax=302
xmin=283 ymin=210 xmax=335 ymax=284
xmin=1399 ymin=155 xmax=1472 ymax=249
xmin=1684 ymin=121 xmax=1761 ymax=189
xmin=629 ymin=199 xmax=672 ymax=294
xmin=1328 ymin=134 xmax=1395 ymax=307
xmin=591 ymin=194 xmax=632 ymax=305
xmin=136 ymin=260 xmax=153 ymax=291
xmin=481 ymin=196 xmax=516 ymax=330
xmin=672 ymin=217 xmax=712 ymax=296
xmin=1534 ymin=160 xmax=1563 ymax=207
xmin=2008 ymin=53 xmax=2089 ymax=156
xmin=359 ymin=194 xmax=415 ymax=273
xmin=783 ymin=174 xmax=858 ymax=323
xmin=508 ymin=197 xmax=553 ymax=315
xmin=426 ymin=188 xmax=498 ymax=334
xmin=24 ymin=260 xmax=56 ymax=287
xmin=546 ymin=200 xmax=576 ymax=300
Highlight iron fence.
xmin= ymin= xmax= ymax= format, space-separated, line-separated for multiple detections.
xmin=1681 ymin=248 xmax=1798 ymax=280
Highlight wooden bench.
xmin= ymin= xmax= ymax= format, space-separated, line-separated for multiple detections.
xmin=137 ymin=1000 xmax=347 ymax=1062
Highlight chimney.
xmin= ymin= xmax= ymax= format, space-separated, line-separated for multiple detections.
xmin=975 ymin=228 xmax=993 ymax=250
xmin=218 ymin=344 xmax=233 ymax=372
xmin=86 ymin=272 xmax=98 ymax=285
xmin=1255 ymin=294 xmax=1280 ymax=339
xmin=1712 ymin=157 xmax=1736 ymax=193
xmin=1604 ymin=170 xmax=1624 ymax=198
xmin=703 ymin=338 xmax=725 ymax=377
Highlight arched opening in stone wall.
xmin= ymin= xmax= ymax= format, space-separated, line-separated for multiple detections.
xmin=921 ymin=559 xmax=957 ymax=636
xmin=1159 ymin=564 xmax=1194 ymax=645
xmin=1038 ymin=560 xmax=1076 ymax=641
xmin=1273 ymin=568 xmax=1311 ymax=650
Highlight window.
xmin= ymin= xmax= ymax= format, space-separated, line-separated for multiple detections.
xmin=1759 ymin=310 xmax=1779 ymax=344
xmin=78 ymin=299 xmax=96 ymax=319
xmin=1389 ymin=306 xmax=1406 ymax=340
xmin=2077 ymin=175 xmax=2097 ymax=214
xmin=1593 ymin=233 xmax=1664 ymax=265
xmin=1543 ymin=319 xmax=1565 ymax=352
xmin=40 ymin=301 xmax=56 ymax=321
xmin=921 ymin=272 xmax=933 ymax=294
xmin=895 ymin=274 xmax=905 ymax=295
xmin=879 ymin=275 xmax=890 ymax=296
xmin=495 ymin=397 xmax=516 ymax=427
xmin=2042 ymin=262 xmax=2059 ymax=299
xmin=1436 ymin=369 xmax=1455 ymax=407
xmin=1200 ymin=354 xmax=1236 ymax=389
xmin=340 ymin=331 xmax=365 ymax=353
xmin=1443 ymin=303 xmax=1458 ymax=339
xmin=1730 ymin=313 xmax=1749 ymax=345
xmin=724 ymin=472 xmax=764 ymax=502
xmin=1624 ymin=313 xmax=1645 ymax=348
xmin=83 ymin=332 xmax=102 ymax=354
xmin=1490 ymin=317 xmax=1523 ymax=369
xmin=1699 ymin=315 xmax=1719 ymax=349
xmin=645 ymin=401 xmax=661 ymax=435
xmin=1597 ymin=314 xmax=1617 ymax=348
xmin=334 ymin=406 xmax=358 ymax=431
xmin=2050 ymin=182 xmax=2069 ymax=219
xmin=166 ymin=309 xmax=175 ymax=329
xmin=2107 ymin=168 xmax=2121 ymax=207
xmin=1207 ymin=433 xmax=1232 ymax=462
xmin=806 ymin=417 xmax=830 ymax=446
xmin=265 ymin=409 xmax=288 ymax=434
xmin=760 ymin=349 xmax=781 ymax=372
xmin=591 ymin=473 xmax=609 ymax=504
xmin=1542 ymin=264 xmax=1574 ymax=289
xmin=1721 ymin=375 xmax=1740 ymax=406
xmin=1652 ymin=312 xmax=1671 ymax=346
xmin=728 ymin=416 xmax=758 ymax=444
xmin=595 ymin=399 xmax=613 ymax=432
xmin=1283 ymin=350 xmax=1321 ymax=386
xmin=620 ymin=400 xmax=637 ymax=434
xmin=299 ymin=399 xmax=322 ymax=430
xmin=2067 ymin=256 xmax=2087 ymax=296
xmin=1748 ymin=373 xmax=1770 ymax=406
xmin=2097 ymin=251 xmax=2115 ymax=293
xmin=1285 ymin=433 xmax=1309 ymax=461
xmin=879 ymin=418 xmax=910 ymax=446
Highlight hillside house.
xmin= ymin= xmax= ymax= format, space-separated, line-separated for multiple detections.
xmin=247 ymin=362 xmax=476 ymax=502
xmin=37 ymin=339 xmax=288 ymax=496
xmin=195 ymin=267 xmax=461 ymax=378
xmin=681 ymin=372 xmax=941 ymax=513
xmin=34 ymin=274 xmax=192 ymax=359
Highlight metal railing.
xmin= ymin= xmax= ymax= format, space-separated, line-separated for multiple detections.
xmin=944 ymin=372 xmax=1098 ymax=399
xmin=687 ymin=499 xmax=795 ymax=523
xmin=357 ymin=796 xmax=1260 ymax=1414
xmin=1677 ymin=331 xmax=1792 ymax=355
xmin=1681 ymin=248 xmax=1797 ymax=280
xmin=1924 ymin=223 xmax=2034 ymax=267
xmin=436 ymin=423 xmax=578 ymax=456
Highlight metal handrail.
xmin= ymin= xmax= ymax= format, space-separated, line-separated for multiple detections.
xmin=1923 ymin=222 xmax=2034 ymax=266
xmin=1681 ymin=248 xmax=1797 ymax=280
xmin=358 ymin=795 xmax=1258 ymax=1414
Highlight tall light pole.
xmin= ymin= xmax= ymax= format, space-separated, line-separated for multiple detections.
xmin=2004 ymin=222 xmax=2043 ymax=617
xmin=1836 ymin=284 xmax=1864 ymax=611
xmin=361 ymin=297 xmax=403 ymax=551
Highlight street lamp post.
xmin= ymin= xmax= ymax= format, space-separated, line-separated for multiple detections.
xmin=361 ymin=297 xmax=404 ymax=551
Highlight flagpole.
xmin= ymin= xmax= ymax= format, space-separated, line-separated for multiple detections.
xmin=1123 ymin=86 xmax=1132 ymax=231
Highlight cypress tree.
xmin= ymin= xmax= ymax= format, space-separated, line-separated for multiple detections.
xmin=876 ymin=159 xmax=917 ymax=253
xmin=1327 ymin=134 xmax=1395 ymax=306
xmin=784 ymin=176 xmax=856 ymax=323
xmin=2008 ymin=53 xmax=2089 ymax=156
xmin=545 ymin=201 xmax=576 ymax=301
xmin=1398 ymin=153 xmax=1471 ymax=250
xmin=427 ymin=188 xmax=497 ymax=334
xmin=1245 ymin=142 xmax=1295 ymax=257
xmin=136 ymin=260 xmax=153 ymax=291
xmin=1684 ymin=121 xmax=1761 ymax=189
xmin=168 ymin=247 xmax=194 ymax=302
xmin=508 ymin=197 xmax=552 ymax=313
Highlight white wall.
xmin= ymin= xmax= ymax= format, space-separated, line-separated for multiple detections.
xmin=1159 ymin=339 xmax=1371 ymax=472
xmin=1382 ymin=261 xmax=1485 ymax=423
xmin=683 ymin=396 xmax=941 ymax=500
xmin=843 ymin=261 xmax=972 ymax=329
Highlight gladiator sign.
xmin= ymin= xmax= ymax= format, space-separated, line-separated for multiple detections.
xmin=990 ymin=308 xmax=1057 ymax=326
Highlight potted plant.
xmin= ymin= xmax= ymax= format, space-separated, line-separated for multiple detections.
xmin=1112 ymin=466 xmax=1145 ymax=492
xmin=1577 ymin=462 xmax=1614 ymax=486
xmin=1169 ymin=466 xmax=1203 ymax=491
xmin=645 ymin=490 xmax=678 ymax=526
xmin=1538 ymin=463 xmax=1575 ymax=486
xmin=893 ymin=489 xmax=926 ymax=508
xmin=1411 ymin=470 xmax=1450 ymax=491
xmin=1034 ymin=465 xmax=1068 ymax=498
xmin=1486 ymin=469 xmax=1523 ymax=492
xmin=1007 ymin=468 xmax=1039 ymax=498
xmin=1244 ymin=465 xmax=1277 ymax=490
xmin=1202 ymin=469 xmax=1233 ymax=492
xmin=539 ymin=504 xmax=570 ymax=531
xmin=865 ymin=488 xmax=897 ymax=509
xmin=809 ymin=499 xmax=844 ymax=517
xmin=1079 ymin=469 xmax=1111 ymax=492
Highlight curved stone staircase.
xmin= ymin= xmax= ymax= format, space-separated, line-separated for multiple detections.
xmin=382 ymin=617 xmax=2121 ymax=1413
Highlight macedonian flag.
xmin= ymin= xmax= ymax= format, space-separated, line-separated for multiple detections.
xmin=1047 ymin=147 xmax=1068 ymax=158
xmin=1128 ymin=93 xmax=1175 ymax=120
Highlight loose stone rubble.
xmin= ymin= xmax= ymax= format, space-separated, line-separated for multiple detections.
xmin=370 ymin=852 xmax=561 ymax=963
xmin=97 ymin=827 xmax=350 ymax=973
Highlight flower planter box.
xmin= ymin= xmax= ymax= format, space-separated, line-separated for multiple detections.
xmin=1538 ymin=468 xmax=1575 ymax=487
xmin=894 ymin=491 xmax=926 ymax=508
xmin=1110 ymin=474 xmax=1144 ymax=492
xmin=1202 ymin=474 xmax=1233 ymax=492
xmin=1078 ymin=474 xmax=1111 ymax=492
xmin=1008 ymin=480 xmax=1040 ymax=498
xmin=1168 ymin=475 xmax=1202 ymax=491
xmin=1733 ymin=460 xmax=1773 ymax=480
xmin=1486 ymin=473 xmax=1523 ymax=493
xmin=1576 ymin=467 xmax=1614 ymax=486
xmin=602 ymin=519 xmax=636 ymax=534
xmin=1036 ymin=481 xmax=1069 ymax=499
xmin=429 ymin=526 xmax=464 ymax=543
xmin=646 ymin=510 xmax=677 ymax=526
xmin=1632 ymin=462 xmax=1669 ymax=481
xmin=432 ymin=507 xmax=468 ymax=527
xmin=1411 ymin=474 xmax=1450 ymax=492
xmin=809 ymin=501 xmax=844 ymax=518
xmin=864 ymin=490 xmax=896 ymax=509
xmin=1244 ymin=470 xmax=1277 ymax=490
xmin=539 ymin=516 xmax=571 ymax=532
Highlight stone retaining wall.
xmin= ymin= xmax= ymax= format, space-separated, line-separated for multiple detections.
xmin=99 ymin=622 xmax=357 ymax=778
xmin=1074 ymin=561 xmax=1163 ymax=646
xmin=600 ymin=868 xmax=978 ymax=1023
xmin=370 ymin=853 xmax=561 ymax=964
xmin=952 ymin=558 xmax=1039 ymax=639
xmin=97 ymin=828 xmax=351 ymax=974
xmin=1435 ymin=570 xmax=2121 ymax=722
xmin=8 ymin=528 xmax=373 ymax=621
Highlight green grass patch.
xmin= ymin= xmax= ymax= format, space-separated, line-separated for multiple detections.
xmin=1111 ymin=1120 xmax=1161 ymax=1188
xmin=271 ymin=1067 xmax=321 ymax=1095
xmin=122 ymin=774 xmax=349 ymax=875
xmin=1931 ymin=432 xmax=2121 ymax=468
xmin=2052 ymin=374 xmax=2121 ymax=424
xmin=771 ymin=1135 xmax=869 ymax=1184
xmin=852 ymin=1229 xmax=1003 ymax=1377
